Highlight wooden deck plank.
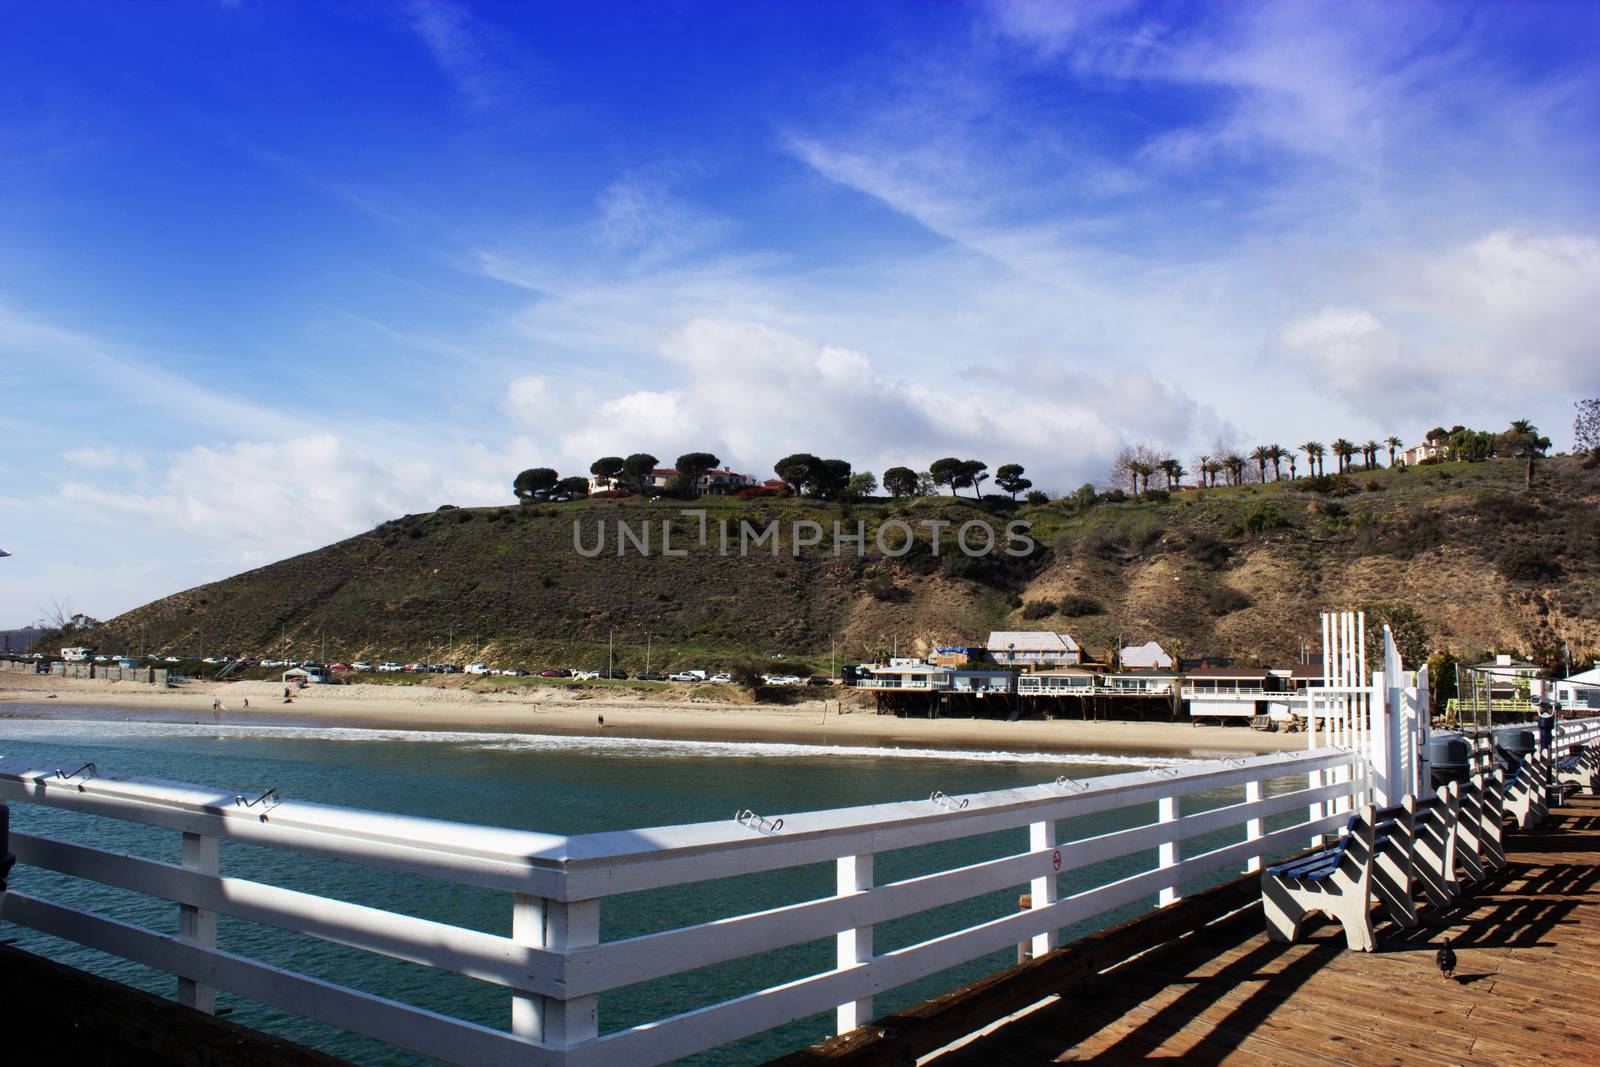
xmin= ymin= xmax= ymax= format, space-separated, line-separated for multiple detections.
xmin=924 ymin=795 xmax=1600 ymax=1067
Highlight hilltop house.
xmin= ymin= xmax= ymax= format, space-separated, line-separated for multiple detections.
xmin=1118 ymin=641 xmax=1174 ymax=670
xmin=1396 ymin=441 xmax=1443 ymax=466
xmin=985 ymin=631 xmax=1081 ymax=669
xmin=648 ymin=468 xmax=758 ymax=495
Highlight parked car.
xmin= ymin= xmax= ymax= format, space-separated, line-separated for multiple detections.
xmin=464 ymin=663 xmax=492 ymax=675
xmin=539 ymin=668 xmax=571 ymax=678
xmin=667 ymin=672 xmax=699 ymax=683
xmin=329 ymin=663 xmax=353 ymax=671
xmin=571 ymin=671 xmax=599 ymax=681
xmin=636 ymin=671 xmax=667 ymax=682
xmin=501 ymin=668 xmax=530 ymax=677
xmin=597 ymin=669 xmax=628 ymax=679
xmin=807 ymin=676 xmax=834 ymax=686
xmin=709 ymin=673 xmax=732 ymax=684
xmin=352 ymin=661 xmax=373 ymax=672
xmin=164 ymin=656 xmax=182 ymax=663
xmin=379 ymin=662 xmax=403 ymax=672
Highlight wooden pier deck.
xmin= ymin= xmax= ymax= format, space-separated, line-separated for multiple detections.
xmin=926 ymin=794 xmax=1600 ymax=1066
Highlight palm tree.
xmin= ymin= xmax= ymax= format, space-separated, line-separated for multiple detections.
xmin=1287 ymin=451 xmax=1298 ymax=479
xmin=1158 ymin=458 xmax=1182 ymax=490
xmin=1385 ymin=436 xmax=1402 ymax=467
xmin=1196 ymin=454 xmax=1212 ymax=487
xmin=1331 ymin=438 xmax=1356 ymax=474
xmin=1250 ymin=445 xmax=1272 ymax=484
xmin=1505 ymin=419 xmax=1551 ymax=490
xmin=1268 ymin=444 xmax=1287 ymax=481
xmin=1127 ymin=459 xmax=1154 ymax=498
xmin=1362 ymin=440 xmax=1381 ymax=470
xmin=1224 ymin=453 xmax=1247 ymax=486
xmin=1300 ymin=441 xmax=1324 ymax=478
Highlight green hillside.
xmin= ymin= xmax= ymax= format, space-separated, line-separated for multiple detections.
xmin=62 ymin=456 xmax=1600 ymax=673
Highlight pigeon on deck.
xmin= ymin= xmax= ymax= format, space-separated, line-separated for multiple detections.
xmin=1436 ymin=938 xmax=1457 ymax=980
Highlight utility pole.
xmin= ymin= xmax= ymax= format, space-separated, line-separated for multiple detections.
xmin=608 ymin=628 xmax=614 ymax=676
xmin=646 ymin=634 xmax=652 ymax=675
xmin=831 ymin=633 xmax=836 ymax=680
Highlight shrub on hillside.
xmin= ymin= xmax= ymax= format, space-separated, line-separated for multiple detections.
xmin=1024 ymin=490 xmax=1050 ymax=505
xmin=1058 ymin=594 xmax=1105 ymax=616
xmin=1141 ymin=488 xmax=1170 ymax=503
xmin=1086 ymin=515 xmax=1165 ymax=561
xmin=1185 ymin=531 xmax=1232 ymax=569
xmin=1206 ymin=586 xmax=1252 ymax=615
xmin=865 ymin=575 xmax=909 ymax=602
xmin=1227 ymin=503 xmax=1288 ymax=538
xmin=1303 ymin=474 xmax=1359 ymax=497
xmin=1021 ymin=600 xmax=1055 ymax=620
xmin=736 ymin=487 xmax=779 ymax=499
xmin=1496 ymin=545 xmax=1561 ymax=582
xmin=1365 ymin=479 xmax=1385 ymax=492
xmin=1353 ymin=513 xmax=1443 ymax=560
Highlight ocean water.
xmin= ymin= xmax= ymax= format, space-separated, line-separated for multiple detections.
xmin=0 ymin=710 xmax=1304 ymax=1064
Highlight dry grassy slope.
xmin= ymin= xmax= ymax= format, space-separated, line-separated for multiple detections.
xmin=89 ymin=457 xmax=1600 ymax=669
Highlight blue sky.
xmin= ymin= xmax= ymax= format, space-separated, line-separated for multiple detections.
xmin=3 ymin=0 xmax=1599 ymax=624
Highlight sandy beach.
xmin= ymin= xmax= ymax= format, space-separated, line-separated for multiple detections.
xmin=0 ymin=671 xmax=1303 ymax=758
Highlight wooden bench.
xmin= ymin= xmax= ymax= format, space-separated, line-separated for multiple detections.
xmin=1412 ymin=781 xmax=1460 ymax=908
xmin=1557 ymin=744 xmax=1599 ymax=796
xmin=1371 ymin=797 xmax=1419 ymax=929
xmin=1261 ymin=805 xmax=1377 ymax=952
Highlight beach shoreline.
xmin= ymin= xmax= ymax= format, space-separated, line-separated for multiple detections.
xmin=0 ymin=673 xmax=1304 ymax=759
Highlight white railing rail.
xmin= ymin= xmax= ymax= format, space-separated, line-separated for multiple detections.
xmin=0 ymin=746 xmax=1361 ymax=1066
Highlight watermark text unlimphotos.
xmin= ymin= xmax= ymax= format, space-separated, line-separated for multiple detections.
xmin=572 ymin=509 xmax=1036 ymax=558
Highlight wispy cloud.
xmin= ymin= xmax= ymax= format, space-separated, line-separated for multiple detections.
xmin=404 ymin=0 xmax=534 ymax=111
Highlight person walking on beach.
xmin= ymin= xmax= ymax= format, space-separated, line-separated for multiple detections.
xmin=242 ymin=697 xmax=249 ymax=709
xmin=597 ymin=714 xmax=605 ymax=728
xmin=283 ymin=686 xmax=292 ymax=703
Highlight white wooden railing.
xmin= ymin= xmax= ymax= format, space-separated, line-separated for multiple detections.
xmin=0 ymin=747 xmax=1362 ymax=1066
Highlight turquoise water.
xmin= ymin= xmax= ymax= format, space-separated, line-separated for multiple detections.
xmin=0 ymin=710 xmax=1301 ymax=1064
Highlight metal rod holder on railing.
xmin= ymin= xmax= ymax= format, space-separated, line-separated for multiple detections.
xmin=734 ymin=809 xmax=783 ymax=835
xmin=1149 ymin=767 xmax=1181 ymax=779
xmin=929 ymin=790 xmax=969 ymax=811
xmin=54 ymin=762 xmax=96 ymax=791
xmin=234 ymin=787 xmax=281 ymax=820
xmin=1054 ymin=775 xmax=1089 ymax=794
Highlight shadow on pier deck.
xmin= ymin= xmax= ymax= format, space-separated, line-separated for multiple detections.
xmin=0 ymin=940 xmax=351 ymax=1065
xmin=783 ymin=794 xmax=1600 ymax=1067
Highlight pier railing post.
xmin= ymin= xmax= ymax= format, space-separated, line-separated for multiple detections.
xmin=835 ymin=853 xmax=874 ymax=1034
xmin=512 ymin=893 xmax=600 ymax=1048
xmin=177 ymin=830 xmax=218 ymax=1013
xmin=1029 ymin=819 xmax=1058 ymax=957
xmin=1244 ymin=779 xmax=1264 ymax=873
xmin=1157 ymin=796 xmax=1180 ymax=907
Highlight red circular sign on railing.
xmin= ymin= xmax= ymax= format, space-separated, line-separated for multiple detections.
xmin=1051 ymin=849 xmax=1062 ymax=871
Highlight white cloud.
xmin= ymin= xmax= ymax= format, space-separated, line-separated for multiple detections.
xmin=595 ymin=176 xmax=731 ymax=266
xmin=62 ymin=447 xmax=145 ymax=472
xmin=502 ymin=317 xmax=1211 ymax=490
xmin=1279 ymin=230 xmax=1600 ymax=420
xmin=404 ymin=0 xmax=529 ymax=111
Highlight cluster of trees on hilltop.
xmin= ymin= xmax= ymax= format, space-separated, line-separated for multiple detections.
xmin=1111 ymin=418 xmax=1556 ymax=499
xmin=512 ymin=451 xmax=1044 ymax=505
xmin=514 ymin=410 xmax=1580 ymax=507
